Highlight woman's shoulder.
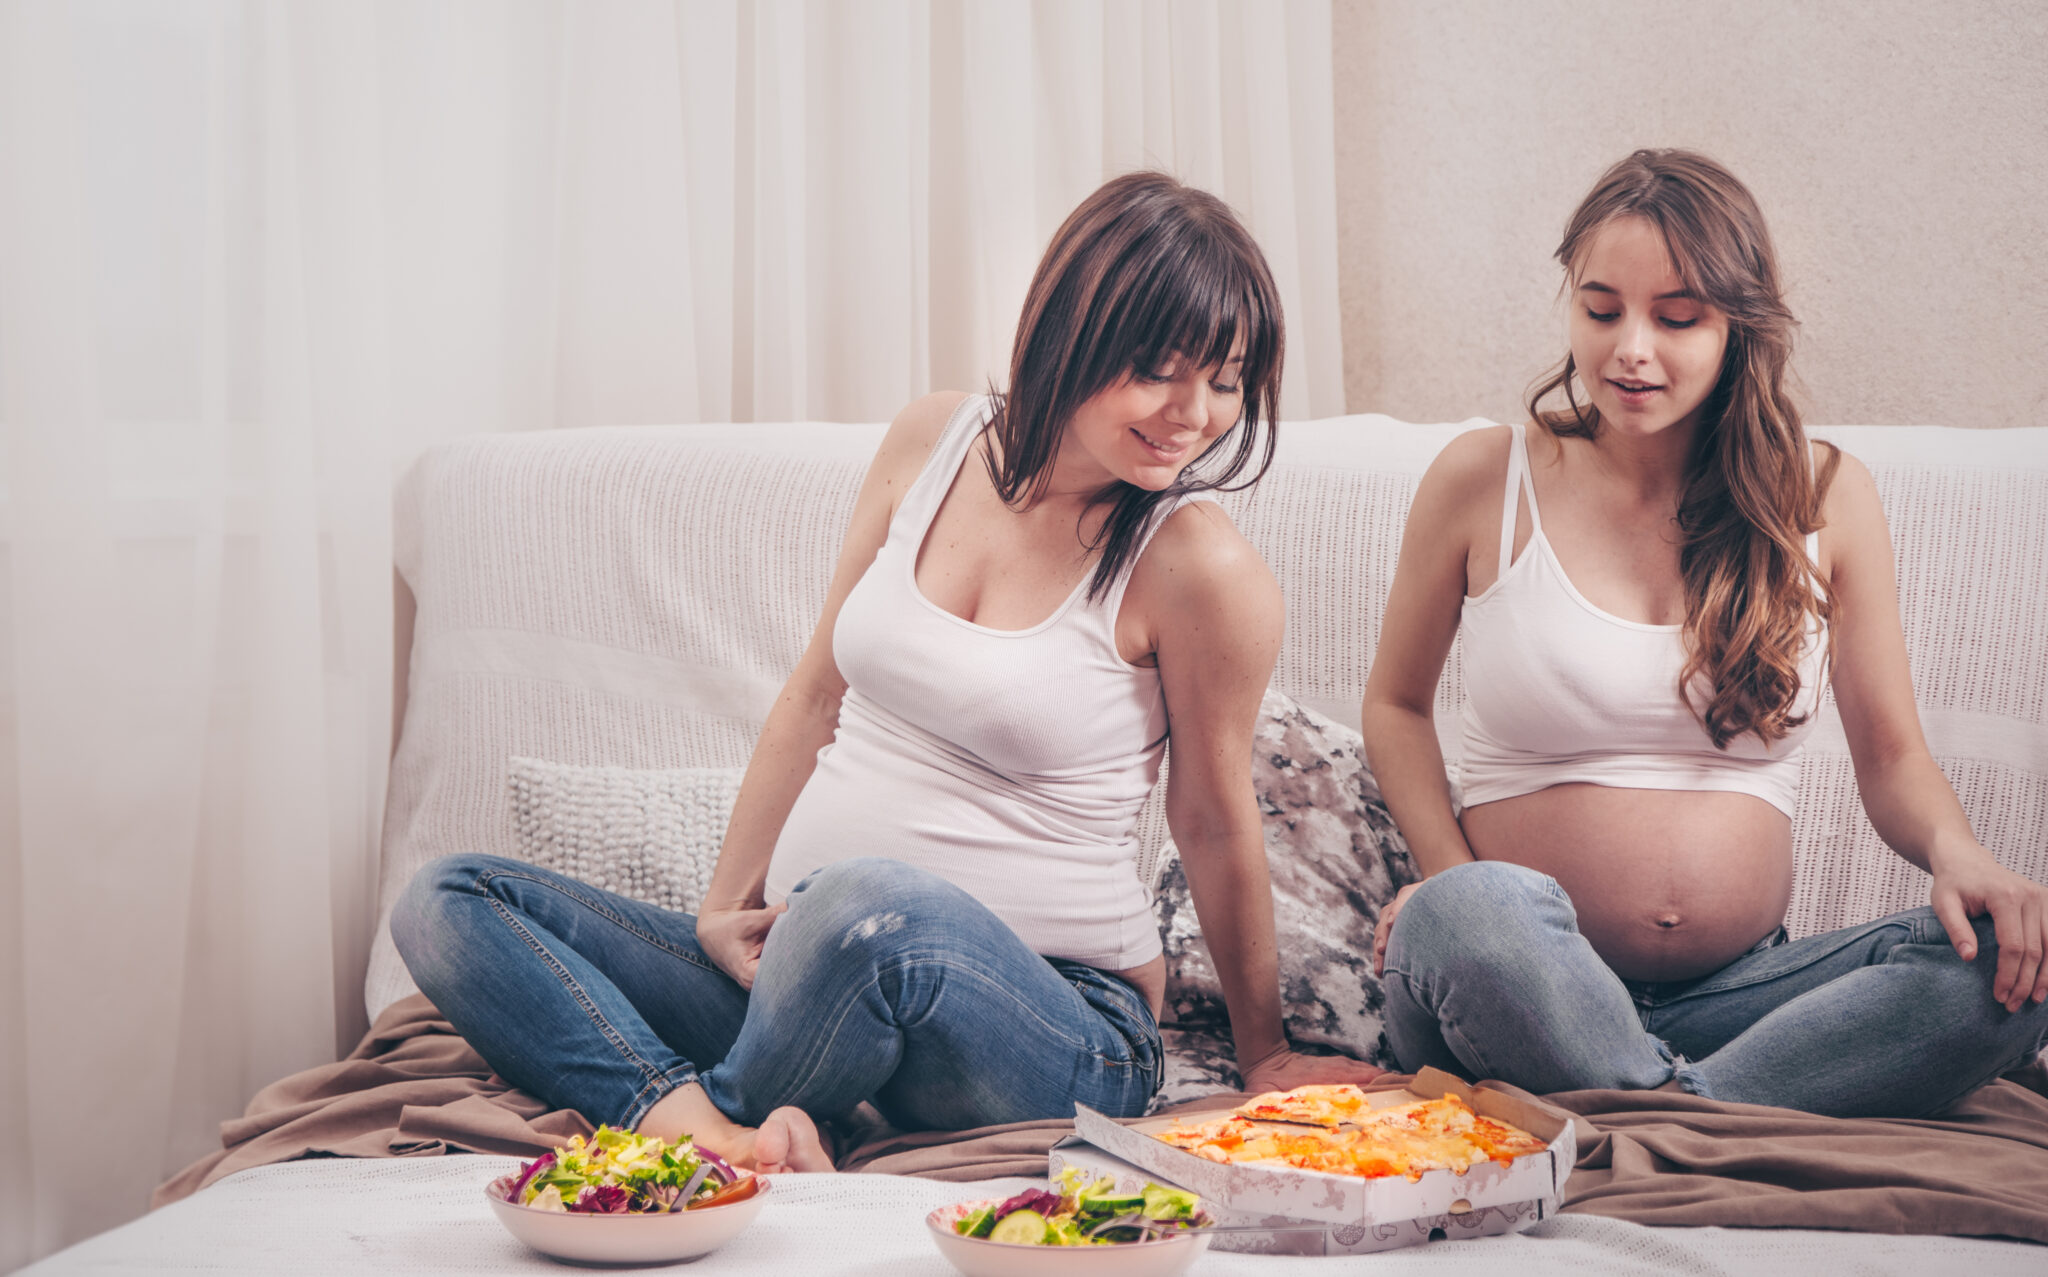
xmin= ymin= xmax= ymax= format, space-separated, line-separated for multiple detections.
xmin=1809 ymin=440 xmax=1878 ymax=522
xmin=1812 ymin=441 xmax=1887 ymax=565
xmin=893 ymin=389 xmax=976 ymax=437
xmin=1137 ymin=498 xmax=1279 ymax=606
xmin=884 ymin=390 xmax=975 ymax=454
xmin=1128 ymin=499 xmax=1282 ymax=660
xmin=1422 ymin=422 xmax=1517 ymax=493
xmin=865 ymin=391 xmax=978 ymax=496
xmin=1404 ymin=422 xmax=1519 ymax=529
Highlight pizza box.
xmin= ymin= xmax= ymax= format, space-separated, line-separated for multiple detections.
xmin=1048 ymin=1135 xmax=1551 ymax=1256
xmin=1058 ymin=1067 xmax=1576 ymax=1255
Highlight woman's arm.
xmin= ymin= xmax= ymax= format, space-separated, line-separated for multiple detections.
xmin=696 ymin=392 xmax=967 ymax=987
xmin=1824 ymin=450 xmax=2048 ymax=1011
xmin=1145 ymin=503 xmax=1382 ymax=1093
xmin=1358 ymin=430 xmax=1500 ymax=971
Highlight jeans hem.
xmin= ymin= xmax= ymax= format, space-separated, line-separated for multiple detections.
xmin=1645 ymin=1034 xmax=1712 ymax=1098
xmin=616 ymin=1063 xmax=703 ymax=1132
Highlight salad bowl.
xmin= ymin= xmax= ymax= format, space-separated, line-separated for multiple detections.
xmin=486 ymin=1170 xmax=770 ymax=1264
xmin=925 ymin=1195 xmax=1211 ymax=1277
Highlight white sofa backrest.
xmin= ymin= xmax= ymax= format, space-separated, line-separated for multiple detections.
xmin=367 ymin=416 xmax=2048 ymax=1021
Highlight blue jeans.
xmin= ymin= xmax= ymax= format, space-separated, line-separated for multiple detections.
xmin=391 ymin=855 xmax=1162 ymax=1131
xmin=1381 ymin=860 xmax=2048 ymax=1117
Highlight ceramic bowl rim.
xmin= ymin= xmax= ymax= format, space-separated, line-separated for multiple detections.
xmin=486 ymin=1169 xmax=772 ymax=1219
xmin=923 ymin=1197 xmax=1210 ymax=1252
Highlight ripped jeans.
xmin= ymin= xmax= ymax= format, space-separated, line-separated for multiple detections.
xmin=392 ymin=855 xmax=1161 ymax=1131
xmin=1380 ymin=860 xmax=2048 ymax=1117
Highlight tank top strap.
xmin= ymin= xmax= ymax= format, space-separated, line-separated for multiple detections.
xmin=892 ymin=394 xmax=996 ymax=541
xmin=1804 ymin=439 xmax=1823 ymax=566
xmin=1499 ymin=423 xmax=1543 ymax=578
xmin=1093 ymin=491 xmax=1222 ymax=624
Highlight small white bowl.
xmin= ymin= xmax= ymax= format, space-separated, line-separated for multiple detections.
xmin=925 ymin=1198 xmax=1212 ymax=1277
xmin=486 ymin=1170 xmax=770 ymax=1265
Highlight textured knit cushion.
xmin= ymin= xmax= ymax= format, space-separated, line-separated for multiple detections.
xmin=507 ymin=758 xmax=740 ymax=914
xmin=1148 ymin=689 xmax=1420 ymax=1108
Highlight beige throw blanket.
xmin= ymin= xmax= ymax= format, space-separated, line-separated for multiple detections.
xmin=157 ymin=995 xmax=2048 ymax=1244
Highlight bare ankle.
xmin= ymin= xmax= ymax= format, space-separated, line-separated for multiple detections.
xmin=635 ymin=1083 xmax=757 ymax=1167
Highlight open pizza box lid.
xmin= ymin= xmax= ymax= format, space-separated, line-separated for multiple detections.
xmin=1069 ymin=1067 xmax=1577 ymax=1229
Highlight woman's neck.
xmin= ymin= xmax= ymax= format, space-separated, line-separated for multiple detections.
xmin=983 ymin=431 xmax=1118 ymax=553
xmin=1584 ymin=415 xmax=1697 ymax=504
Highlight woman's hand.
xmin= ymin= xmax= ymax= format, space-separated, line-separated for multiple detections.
xmin=1931 ymin=847 xmax=2048 ymax=1012
xmin=1239 ymin=1043 xmax=1387 ymax=1096
xmin=695 ymin=902 xmax=787 ymax=991
xmin=1372 ymin=882 xmax=1424 ymax=977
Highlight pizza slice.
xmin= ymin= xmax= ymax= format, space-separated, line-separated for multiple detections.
xmin=1343 ymin=1095 xmax=1549 ymax=1176
xmin=1157 ymin=1115 xmax=1358 ymax=1170
xmin=1230 ymin=1083 xmax=1373 ymax=1127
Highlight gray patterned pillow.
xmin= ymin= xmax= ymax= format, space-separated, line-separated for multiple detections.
xmin=1149 ymin=690 xmax=1420 ymax=1109
xmin=507 ymin=757 xmax=742 ymax=913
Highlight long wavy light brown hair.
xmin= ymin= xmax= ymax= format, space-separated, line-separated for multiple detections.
xmin=1527 ymin=149 xmax=1840 ymax=749
xmin=986 ymin=170 xmax=1284 ymax=600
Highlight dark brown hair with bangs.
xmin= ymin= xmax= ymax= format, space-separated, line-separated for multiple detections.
xmin=1527 ymin=149 xmax=1841 ymax=748
xmin=986 ymin=170 xmax=1284 ymax=600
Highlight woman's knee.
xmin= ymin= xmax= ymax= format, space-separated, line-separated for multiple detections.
xmin=1917 ymin=914 xmax=2048 ymax=1052
xmin=780 ymin=858 xmax=970 ymax=961
xmin=390 ymin=853 xmax=501 ymax=967
xmin=1391 ymin=860 xmax=1571 ymax=966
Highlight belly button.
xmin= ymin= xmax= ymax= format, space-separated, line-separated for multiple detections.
xmin=1655 ymin=913 xmax=1683 ymax=930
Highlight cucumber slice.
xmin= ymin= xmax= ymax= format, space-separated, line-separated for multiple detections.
xmin=988 ymin=1209 xmax=1052 ymax=1245
xmin=955 ymin=1206 xmax=995 ymax=1239
xmin=1076 ymin=1191 xmax=1146 ymax=1215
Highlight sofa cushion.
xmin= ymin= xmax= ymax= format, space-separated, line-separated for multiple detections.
xmin=507 ymin=758 xmax=740 ymax=914
xmin=1148 ymin=689 xmax=1420 ymax=1108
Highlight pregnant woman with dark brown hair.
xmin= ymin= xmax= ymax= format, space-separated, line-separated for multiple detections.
xmin=396 ymin=171 xmax=1381 ymax=1175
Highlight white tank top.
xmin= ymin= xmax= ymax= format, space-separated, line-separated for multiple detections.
xmin=767 ymin=395 xmax=1209 ymax=969
xmin=1458 ymin=423 xmax=1825 ymax=818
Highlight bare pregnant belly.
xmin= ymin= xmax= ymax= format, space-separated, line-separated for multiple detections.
xmin=1459 ymin=784 xmax=1793 ymax=982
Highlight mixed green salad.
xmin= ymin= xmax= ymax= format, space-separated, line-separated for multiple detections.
xmin=503 ymin=1126 xmax=753 ymax=1214
xmin=953 ymin=1167 xmax=1209 ymax=1246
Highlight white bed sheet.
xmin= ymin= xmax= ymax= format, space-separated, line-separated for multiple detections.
xmin=21 ymin=1159 xmax=2043 ymax=1276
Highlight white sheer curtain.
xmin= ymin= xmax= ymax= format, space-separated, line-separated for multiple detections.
xmin=0 ymin=0 xmax=1342 ymax=1264
xmin=387 ymin=0 xmax=1345 ymax=433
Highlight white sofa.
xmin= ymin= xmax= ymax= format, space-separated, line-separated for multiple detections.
xmin=365 ymin=415 xmax=2048 ymax=1022
xmin=29 ymin=415 xmax=2048 ymax=1275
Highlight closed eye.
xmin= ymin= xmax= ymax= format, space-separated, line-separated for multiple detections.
xmin=1584 ymin=308 xmax=1618 ymax=323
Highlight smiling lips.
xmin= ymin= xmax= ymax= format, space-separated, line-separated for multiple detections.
xmin=1131 ymin=426 xmax=1195 ymax=460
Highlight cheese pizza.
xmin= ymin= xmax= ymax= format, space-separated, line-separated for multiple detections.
xmin=1156 ymin=1093 xmax=1547 ymax=1181
xmin=1230 ymin=1083 xmax=1371 ymax=1127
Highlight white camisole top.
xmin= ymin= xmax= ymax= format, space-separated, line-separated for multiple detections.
xmin=1458 ymin=423 xmax=1826 ymax=818
xmin=767 ymin=395 xmax=1208 ymax=969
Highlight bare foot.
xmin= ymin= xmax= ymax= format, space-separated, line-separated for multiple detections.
xmin=752 ymin=1105 xmax=835 ymax=1174
xmin=636 ymin=1085 xmax=834 ymax=1173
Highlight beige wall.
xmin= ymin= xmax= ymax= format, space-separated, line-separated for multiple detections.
xmin=1333 ymin=0 xmax=2048 ymax=428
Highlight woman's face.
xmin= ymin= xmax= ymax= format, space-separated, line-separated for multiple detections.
xmin=1568 ymin=215 xmax=1730 ymax=440
xmin=1061 ymin=350 xmax=1246 ymax=491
